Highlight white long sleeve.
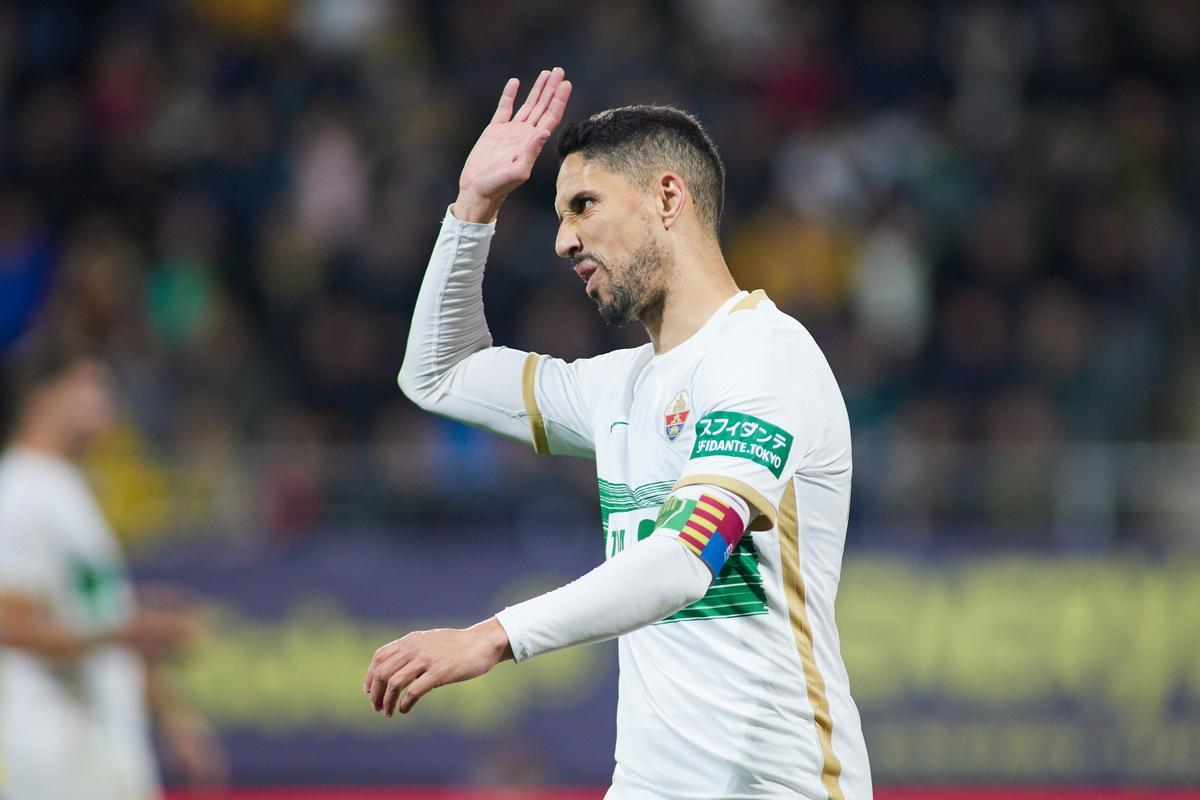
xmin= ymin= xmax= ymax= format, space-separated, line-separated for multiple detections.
xmin=495 ymin=534 xmax=712 ymax=662
xmin=398 ymin=206 xmax=535 ymax=444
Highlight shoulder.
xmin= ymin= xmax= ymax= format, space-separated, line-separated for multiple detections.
xmin=0 ymin=453 xmax=53 ymax=499
xmin=0 ymin=454 xmax=68 ymax=536
xmin=1 ymin=451 xmax=85 ymax=495
xmin=699 ymin=292 xmax=825 ymax=386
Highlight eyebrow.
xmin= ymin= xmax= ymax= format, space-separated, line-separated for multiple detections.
xmin=555 ymin=190 xmax=595 ymax=221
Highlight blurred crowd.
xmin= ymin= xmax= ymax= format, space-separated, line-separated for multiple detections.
xmin=1 ymin=0 xmax=1197 ymax=548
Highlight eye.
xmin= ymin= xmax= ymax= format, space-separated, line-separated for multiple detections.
xmin=581 ymin=198 xmax=595 ymax=210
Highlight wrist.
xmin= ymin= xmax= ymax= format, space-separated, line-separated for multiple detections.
xmin=473 ymin=617 xmax=514 ymax=663
xmin=452 ymin=190 xmax=504 ymax=224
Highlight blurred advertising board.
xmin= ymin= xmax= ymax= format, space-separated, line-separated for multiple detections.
xmin=138 ymin=528 xmax=1200 ymax=787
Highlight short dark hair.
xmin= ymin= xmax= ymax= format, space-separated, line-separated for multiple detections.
xmin=557 ymin=105 xmax=726 ymax=236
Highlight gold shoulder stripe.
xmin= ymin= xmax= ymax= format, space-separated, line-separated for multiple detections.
xmin=521 ymin=352 xmax=549 ymax=455
xmin=778 ymin=481 xmax=844 ymax=800
xmin=731 ymin=289 xmax=768 ymax=313
xmin=672 ymin=473 xmax=776 ymax=531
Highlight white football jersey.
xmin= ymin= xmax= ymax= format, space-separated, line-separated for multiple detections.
xmin=0 ymin=449 xmax=160 ymax=800
xmin=525 ymin=290 xmax=872 ymax=800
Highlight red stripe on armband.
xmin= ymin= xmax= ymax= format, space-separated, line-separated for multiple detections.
xmin=678 ymin=494 xmax=746 ymax=576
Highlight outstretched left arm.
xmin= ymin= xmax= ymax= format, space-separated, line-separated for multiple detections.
xmin=363 ymin=483 xmax=751 ymax=717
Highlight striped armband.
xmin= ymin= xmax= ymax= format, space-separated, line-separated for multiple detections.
xmin=653 ymin=485 xmax=750 ymax=577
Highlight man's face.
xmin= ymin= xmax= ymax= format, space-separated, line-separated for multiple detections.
xmin=554 ymin=154 xmax=669 ymax=326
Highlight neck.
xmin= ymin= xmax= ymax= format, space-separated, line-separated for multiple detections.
xmin=12 ymin=417 xmax=75 ymax=461
xmin=642 ymin=238 xmax=740 ymax=354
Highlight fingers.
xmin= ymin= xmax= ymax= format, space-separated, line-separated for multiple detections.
xmin=364 ymin=627 xmax=488 ymax=719
xmin=363 ymin=638 xmax=407 ymax=697
xmin=369 ymin=647 xmax=414 ymax=711
xmin=536 ymin=79 xmax=572 ymax=132
xmin=513 ymin=69 xmax=551 ymax=123
xmin=381 ymin=659 xmax=427 ymax=717
xmin=529 ymin=67 xmax=565 ymax=126
xmin=398 ymin=671 xmax=439 ymax=714
xmin=364 ymin=644 xmax=388 ymax=692
xmin=491 ymin=77 xmax=519 ymax=124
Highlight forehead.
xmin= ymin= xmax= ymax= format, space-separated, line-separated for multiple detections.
xmin=554 ymin=154 xmax=635 ymax=209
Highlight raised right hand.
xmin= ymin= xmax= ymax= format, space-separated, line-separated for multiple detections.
xmin=453 ymin=67 xmax=572 ymax=223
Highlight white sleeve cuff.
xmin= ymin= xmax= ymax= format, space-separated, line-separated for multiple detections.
xmin=444 ymin=204 xmax=497 ymax=233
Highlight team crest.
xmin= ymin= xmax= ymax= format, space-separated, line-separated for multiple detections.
xmin=663 ymin=390 xmax=690 ymax=443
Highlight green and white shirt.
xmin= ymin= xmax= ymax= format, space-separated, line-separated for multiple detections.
xmin=524 ymin=290 xmax=871 ymax=800
xmin=0 ymin=449 xmax=160 ymax=800
xmin=402 ymin=211 xmax=872 ymax=800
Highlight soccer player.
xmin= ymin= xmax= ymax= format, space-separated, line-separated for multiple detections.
xmin=364 ymin=68 xmax=872 ymax=800
xmin=0 ymin=345 xmax=226 ymax=800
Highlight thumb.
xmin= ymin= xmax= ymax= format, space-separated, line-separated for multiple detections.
xmin=510 ymin=132 xmax=551 ymax=180
xmin=524 ymin=129 xmax=551 ymax=160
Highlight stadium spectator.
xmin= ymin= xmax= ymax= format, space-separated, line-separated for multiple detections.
xmin=0 ymin=1 xmax=1192 ymax=542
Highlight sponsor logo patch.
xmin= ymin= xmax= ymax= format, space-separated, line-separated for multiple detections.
xmin=690 ymin=411 xmax=794 ymax=478
xmin=663 ymin=390 xmax=690 ymax=443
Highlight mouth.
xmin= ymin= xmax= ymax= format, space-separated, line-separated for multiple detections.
xmin=574 ymin=261 xmax=598 ymax=284
xmin=575 ymin=260 xmax=603 ymax=296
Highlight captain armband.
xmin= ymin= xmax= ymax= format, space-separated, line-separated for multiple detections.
xmin=653 ymin=484 xmax=750 ymax=577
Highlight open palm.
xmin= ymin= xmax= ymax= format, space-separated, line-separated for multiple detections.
xmin=458 ymin=68 xmax=573 ymax=203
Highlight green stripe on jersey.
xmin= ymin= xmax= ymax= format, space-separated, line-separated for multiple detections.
xmin=660 ymin=537 xmax=768 ymax=623
xmin=598 ymin=478 xmax=675 ymax=512
xmin=596 ymin=477 xmax=768 ymax=623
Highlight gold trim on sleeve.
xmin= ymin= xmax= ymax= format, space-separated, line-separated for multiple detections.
xmin=521 ymin=352 xmax=549 ymax=455
xmin=778 ymin=481 xmax=845 ymax=800
xmin=671 ymin=473 xmax=777 ymax=531
xmin=731 ymin=289 xmax=768 ymax=313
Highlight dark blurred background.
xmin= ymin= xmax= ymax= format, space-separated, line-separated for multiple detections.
xmin=2 ymin=0 xmax=1198 ymax=791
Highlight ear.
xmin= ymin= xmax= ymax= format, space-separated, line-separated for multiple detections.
xmin=656 ymin=172 xmax=688 ymax=231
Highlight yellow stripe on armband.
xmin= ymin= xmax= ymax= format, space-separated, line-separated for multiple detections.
xmin=672 ymin=474 xmax=776 ymax=531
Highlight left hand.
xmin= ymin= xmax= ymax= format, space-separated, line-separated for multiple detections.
xmin=364 ymin=618 xmax=512 ymax=717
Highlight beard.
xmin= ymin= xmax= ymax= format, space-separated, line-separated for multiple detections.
xmin=590 ymin=235 xmax=670 ymax=327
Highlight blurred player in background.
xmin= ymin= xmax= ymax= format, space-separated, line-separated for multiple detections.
xmin=365 ymin=68 xmax=871 ymax=799
xmin=0 ymin=344 xmax=226 ymax=800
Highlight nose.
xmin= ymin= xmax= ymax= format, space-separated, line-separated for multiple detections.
xmin=555 ymin=219 xmax=581 ymax=260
